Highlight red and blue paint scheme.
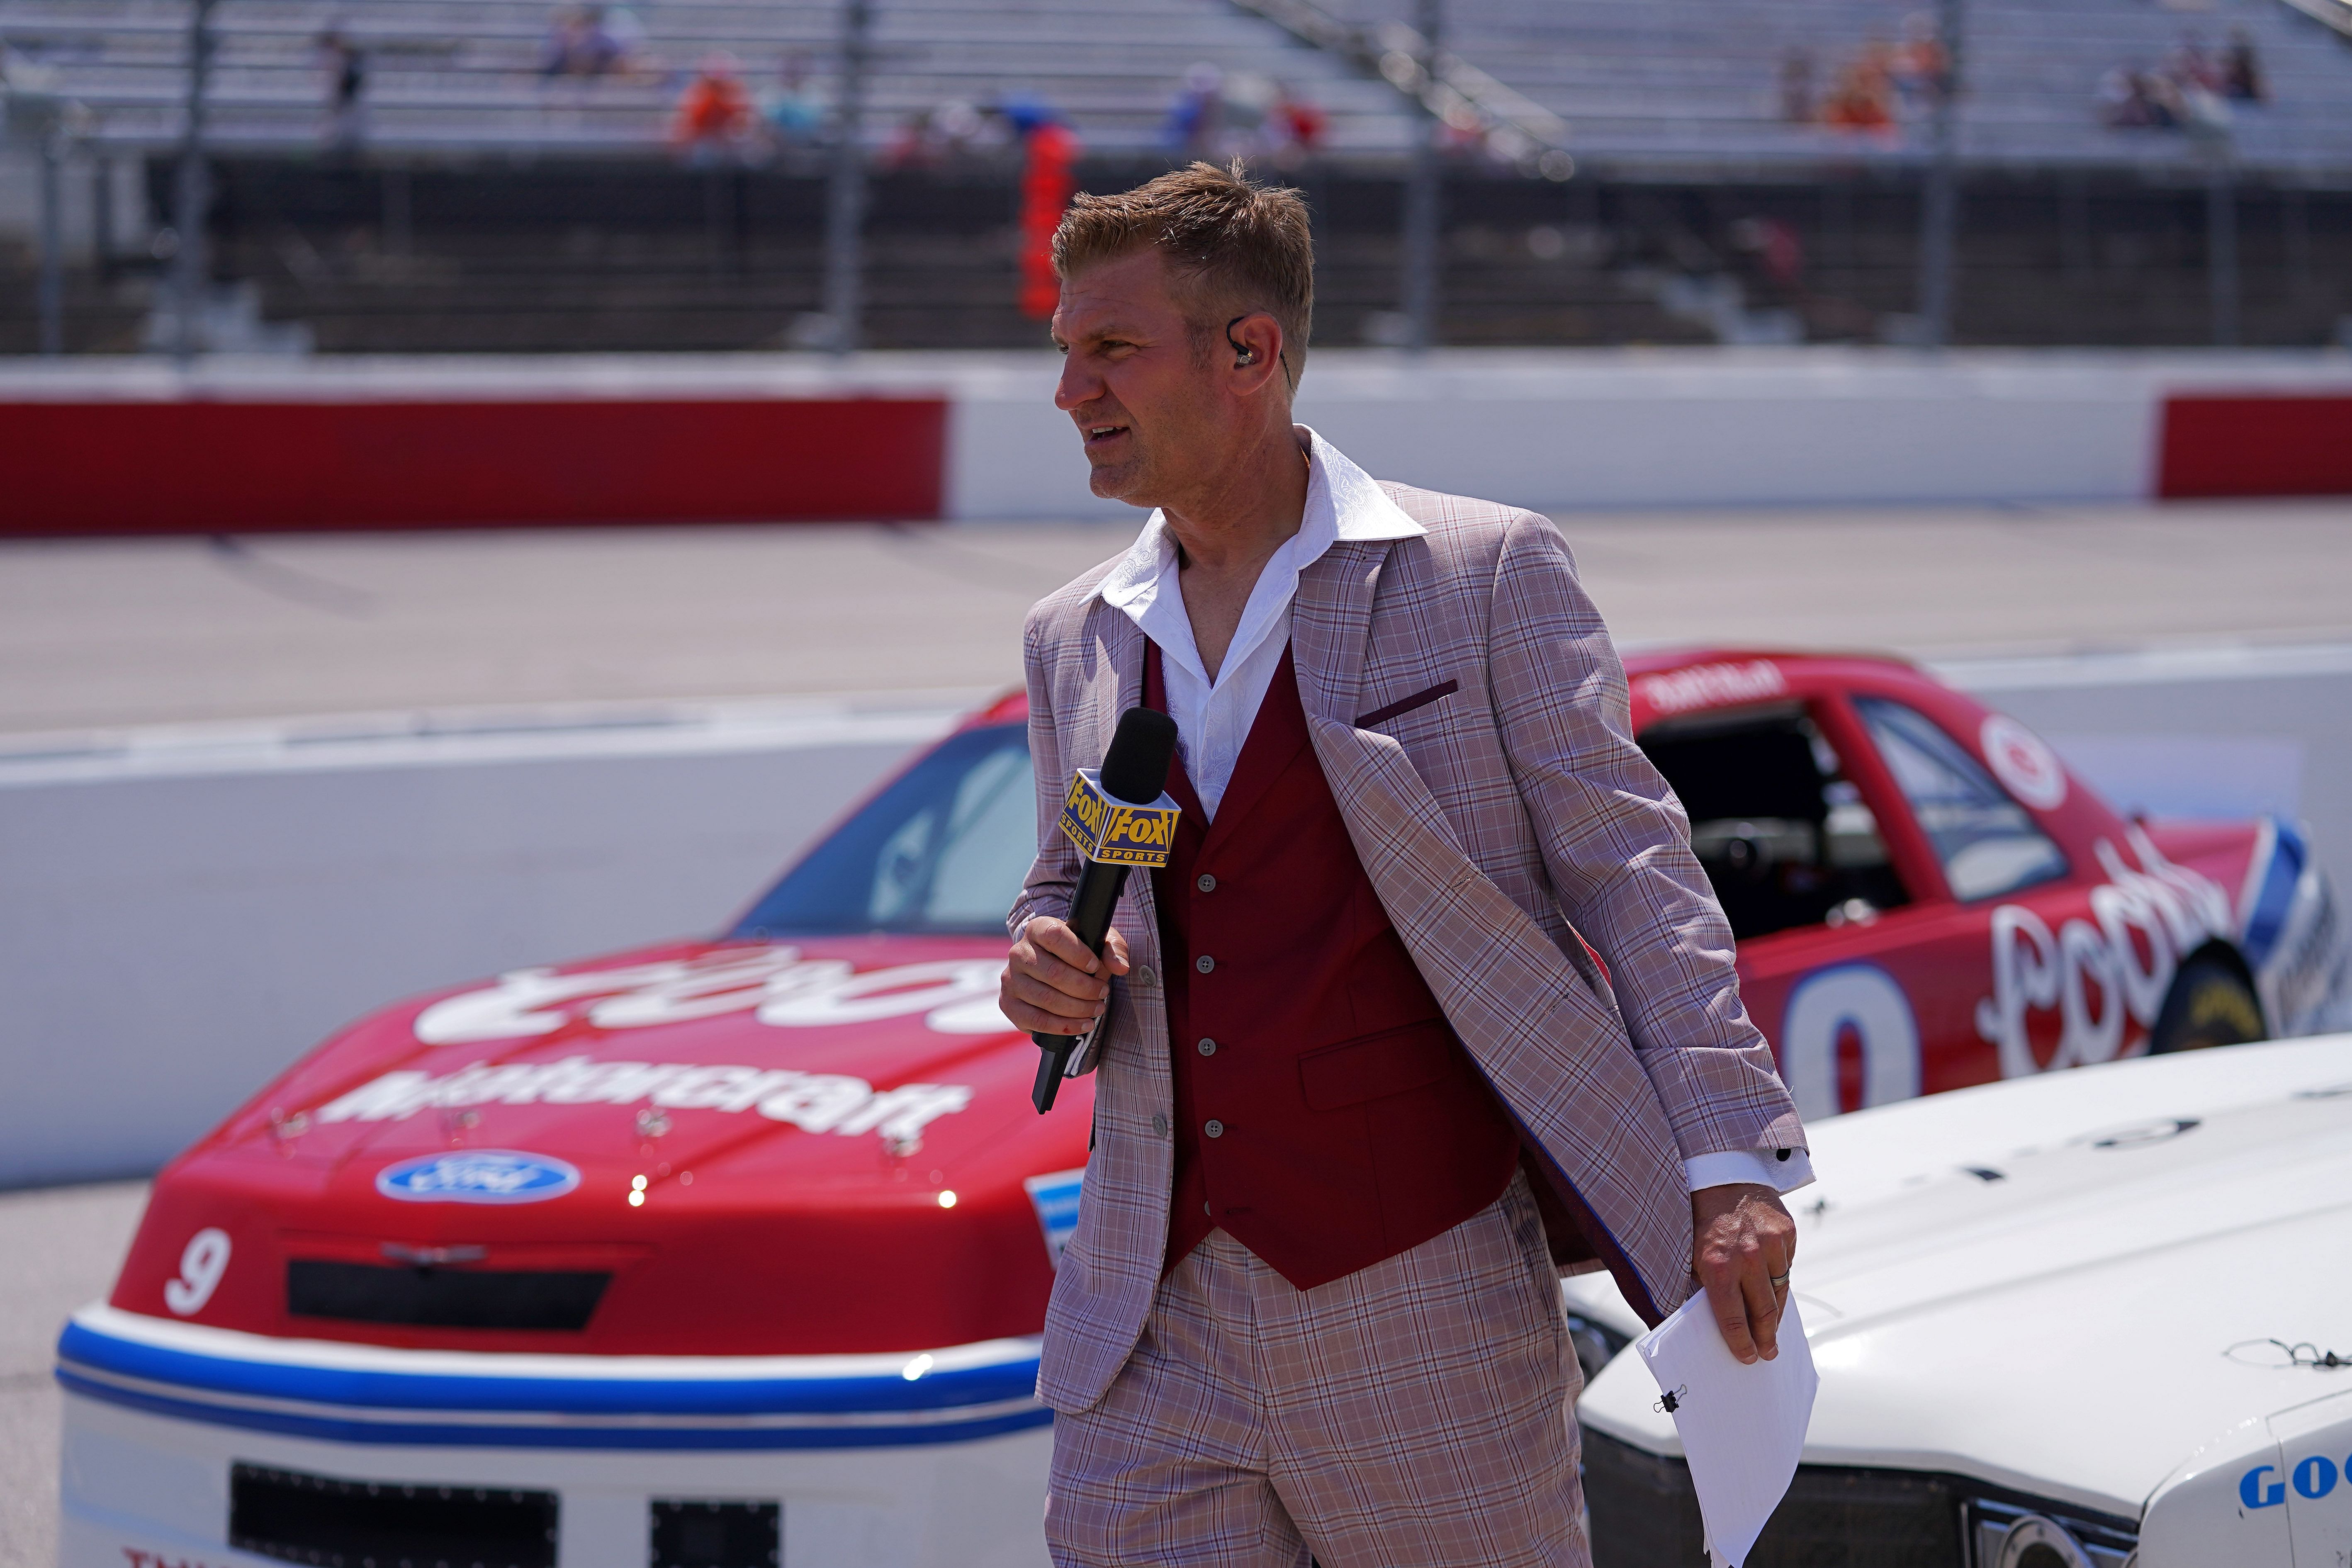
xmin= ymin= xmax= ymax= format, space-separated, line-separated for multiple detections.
xmin=58 ymin=660 xmax=2348 ymax=1568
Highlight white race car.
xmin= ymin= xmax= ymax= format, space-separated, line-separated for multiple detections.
xmin=1567 ymin=1032 xmax=2352 ymax=1568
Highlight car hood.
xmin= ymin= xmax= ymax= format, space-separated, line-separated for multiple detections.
xmin=1575 ymin=1034 xmax=2352 ymax=1519
xmin=112 ymin=936 xmax=1089 ymax=1357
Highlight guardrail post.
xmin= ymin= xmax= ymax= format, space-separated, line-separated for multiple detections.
xmin=2206 ymin=160 xmax=2239 ymax=348
xmin=822 ymin=0 xmax=871 ymax=356
xmin=1914 ymin=0 xmax=1964 ymax=348
xmin=1399 ymin=0 xmax=1442 ymax=352
xmin=172 ymin=0 xmax=218 ymax=364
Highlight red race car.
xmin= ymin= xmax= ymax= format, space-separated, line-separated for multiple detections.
xmin=57 ymin=652 xmax=2348 ymax=1568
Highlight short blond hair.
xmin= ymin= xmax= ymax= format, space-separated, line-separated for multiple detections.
xmin=1052 ymin=160 xmax=1314 ymax=387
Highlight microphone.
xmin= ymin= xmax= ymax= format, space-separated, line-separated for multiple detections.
xmin=1031 ymin=706 xmax=1181 ymax=1113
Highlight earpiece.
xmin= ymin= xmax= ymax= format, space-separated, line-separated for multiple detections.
xmin=1226 ymin=315 xmax=1256 ymax=368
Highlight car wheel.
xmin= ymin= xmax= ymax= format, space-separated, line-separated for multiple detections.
xmin=2148 ymin=955 xmax=2265 ymax=1054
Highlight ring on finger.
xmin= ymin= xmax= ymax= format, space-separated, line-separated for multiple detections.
xmin=1768 ymin=1271 xmax=1791 ymax=1289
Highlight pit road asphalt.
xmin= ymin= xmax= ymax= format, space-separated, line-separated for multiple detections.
xmin=3 ymin=496 xmax=2348 ymax=1568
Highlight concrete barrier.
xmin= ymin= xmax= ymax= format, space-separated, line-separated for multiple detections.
xmin=0 ymin=699 xmax=963 ymax=1187
xmin=4 ymin=349 xmax=2349 ymax=533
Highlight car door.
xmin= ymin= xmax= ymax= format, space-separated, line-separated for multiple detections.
xmin=1828 ymin=689 xmax=2097 ymax=1093
xmin=1637 ymin=690 xmax=1937 ymax=1121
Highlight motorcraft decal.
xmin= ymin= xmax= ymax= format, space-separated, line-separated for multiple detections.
xmin=411 ymin=948 xmax=1012 ymax=1045
xmin=1976 ymin=827 xmax=2232 ymax=1076
xmin=317 ymin=1057 xmax=974 ymax=1145
xmin=375 ymin=1150 xmax=582 ymax=1204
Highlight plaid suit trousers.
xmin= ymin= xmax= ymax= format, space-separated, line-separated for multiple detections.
xmin=1042 ymin=1171 xmax=1591 ymax=1568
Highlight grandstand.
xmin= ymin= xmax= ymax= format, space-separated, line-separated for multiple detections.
xmin=1314 ymin=0 xmax=2352 ymax=172
xmin=5 ymin=0 xmax=2349 ymax=168
xmin=0 ymin=0 xmax=1415 ymax=156
xmin=2 ymin=0 xmax=2349 ymax=352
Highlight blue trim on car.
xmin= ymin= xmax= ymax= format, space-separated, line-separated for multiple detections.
xmin=55 ymin=1316 xmax=1051 ymax=1450
xmin=55 ymin=1368 xmax=1052 ymax=1450
xmin=2243 ymin=819 xmax=2308 ymax=968
xmin=57 ymin=1321 xmax=1038 ymax=1416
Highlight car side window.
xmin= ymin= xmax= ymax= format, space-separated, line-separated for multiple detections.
xmin=1639 ymin=704 xmax=1910 ymax=943
xmin=1853 ymin=697 xmax=2068 ymax=902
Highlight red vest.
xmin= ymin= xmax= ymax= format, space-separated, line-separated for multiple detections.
xmin=1149 ymin=641 xmax=1520 ymax=1291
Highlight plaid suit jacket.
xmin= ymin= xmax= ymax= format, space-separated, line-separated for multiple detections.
xmin=1011 ymin=482 xmax=1805 ymax=1416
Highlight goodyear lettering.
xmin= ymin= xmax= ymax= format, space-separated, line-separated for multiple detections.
xmin=2242 ymin=1464 xmax=2284 ymax=1508
xmin=2294 ymin=1455 xmax=2338 ymax=1499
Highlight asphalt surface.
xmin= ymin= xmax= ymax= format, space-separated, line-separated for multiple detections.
xmin=0 ymin=1183 xmax=146 ymax=1568
xmin=5 ymin=499 xmax=2350 ymax=737
xmin=2 ymin=496 xmax=2348 ymax=1568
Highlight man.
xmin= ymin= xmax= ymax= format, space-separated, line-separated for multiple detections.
xmin=998 ymin=161 xmax=1809 ymax=1568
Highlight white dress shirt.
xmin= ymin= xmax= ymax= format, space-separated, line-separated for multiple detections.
xmin=1096 ymin=426 xmax=1811 ymax=1197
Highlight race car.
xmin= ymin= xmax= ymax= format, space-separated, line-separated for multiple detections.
xmin=56 ymin=650 xmax=2349 ymax=1568
xmin=1565 ymin=1030 xmax=2352 ymax=1568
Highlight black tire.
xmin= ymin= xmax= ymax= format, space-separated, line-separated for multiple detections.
xmin=2148 ymin=955 xmax=2266 ymax=1054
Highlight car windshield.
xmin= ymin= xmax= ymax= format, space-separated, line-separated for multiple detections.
xmin=733 ymin=722 xmax=1038 ymax=937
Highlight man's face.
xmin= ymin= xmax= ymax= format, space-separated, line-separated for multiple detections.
xmin=1051 ymin=249 xmax=1230 ymax=508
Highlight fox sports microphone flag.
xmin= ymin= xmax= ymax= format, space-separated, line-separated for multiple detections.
xmin=1032 ymin=707 xmax=1180 ymax=1113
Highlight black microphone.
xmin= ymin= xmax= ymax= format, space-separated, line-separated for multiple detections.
xmin=1031 ymin=706 xmax=1180 ymax=1113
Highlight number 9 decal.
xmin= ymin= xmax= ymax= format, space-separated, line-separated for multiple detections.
xmin=163 ymin=1228 xmax=231 ymax=1316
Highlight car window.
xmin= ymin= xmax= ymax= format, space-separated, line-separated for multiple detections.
xmin=1638 ymin=705 xmax=1909 ymax=943
xmin=734 ymin=723 xmax=1037 ymax=936
xmin=1853 ymin=697 xmax=2068 ymax=902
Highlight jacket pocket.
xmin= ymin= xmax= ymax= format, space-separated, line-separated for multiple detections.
xmin=1298 ymin=1020 xmax=1457 ymax=1111
xmin=1356 ymin=678 xmax=1459 ymax=729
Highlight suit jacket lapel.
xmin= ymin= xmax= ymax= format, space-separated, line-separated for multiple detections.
xmin=1290 ymin=538 xmax=1390 ymax=727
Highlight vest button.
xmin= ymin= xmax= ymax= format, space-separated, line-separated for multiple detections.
xmin=1135 ymin=965 xmax=1155 ymax=987
xmin=1197 ymin=873 xmax=1217 ymax=892
xmin=1195 ymin=955 xmax=1215 ymax=974
xmin=1204 ymin=1119 xmax=1224 ymax=1138
xmin=1151 ymin=1113 xmax=1168 ymax=1135
xmin=1197 ymin=1038 xmax=1216 ymax=1057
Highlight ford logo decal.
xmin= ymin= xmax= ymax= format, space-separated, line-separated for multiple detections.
xmin=375 ymin=1150 xmax=581 ymax=1204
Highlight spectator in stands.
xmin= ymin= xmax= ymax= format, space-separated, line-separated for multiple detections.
xmin=1779 ymin=49 xmax=1815 ymax=124
xmin=761 ymin=51 xmax=825 ymax=146
xmin=1891 ymin=12 xmax=1951 ymax=124
xmin=316 ymin=29 xmax=367 ymax=151
xmin=671 ymin=53 xmax=757 ymax=161
xmin=540 ymin=5 xmax=623 ymax=78
xmin=1165 ymin=63 xmax=1224 ymax=157
xmin=1819 ymin=45 xmax=1895 ymax=134
xmin=2223 ymin=29 xmax=2265 ymax=102
xmin=1270 ymin=82 xmax=1328 ymax=164
xmin=2096 ymin=64 xmax=2160 ymax=129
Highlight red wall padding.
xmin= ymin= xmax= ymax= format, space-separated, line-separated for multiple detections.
xmin=0 ymin=397 xmax=947 ymax=534
xmin=2157 ymin=394 xmax=2352 ymax=500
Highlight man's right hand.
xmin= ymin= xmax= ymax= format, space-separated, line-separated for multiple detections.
xmin=1000 ymin=916 xmax=1131 ymax=1038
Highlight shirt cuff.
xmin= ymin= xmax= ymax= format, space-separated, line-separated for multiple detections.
xmin=1684 ymin=1148 xmax=1815 ymax=1194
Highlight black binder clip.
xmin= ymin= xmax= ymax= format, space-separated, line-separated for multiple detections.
xmin=1654 ymin=1385 xmax=1688 ymax=1415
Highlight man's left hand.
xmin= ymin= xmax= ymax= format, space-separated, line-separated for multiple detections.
xmin=1691 ymin=1183 xmax=1797 ymax=1365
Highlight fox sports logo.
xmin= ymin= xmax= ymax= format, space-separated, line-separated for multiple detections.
xmin=375 ymin=1150 xmax=582 ymax=1204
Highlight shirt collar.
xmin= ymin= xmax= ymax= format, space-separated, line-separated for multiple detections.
xmin=1097 ymin=426 xmax=1422 ymax=615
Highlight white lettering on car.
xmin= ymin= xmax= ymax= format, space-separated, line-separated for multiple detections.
xmin=1975 ymin=827 xmax=2233 ymax=1076
xmin=1634 ymin=660 xmax=1788 ymax=716
xmin=162 ymin=1228 xmax=231 ymax=1316
xmin=312 ymin=1055 xmax=974 ymax=1145
xmin=412 ymin=949 xmax=1011 ymax=1045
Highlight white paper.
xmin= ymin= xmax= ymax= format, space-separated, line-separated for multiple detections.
xmin=1633 ymin=1291 xmax=1819 ymax=1568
